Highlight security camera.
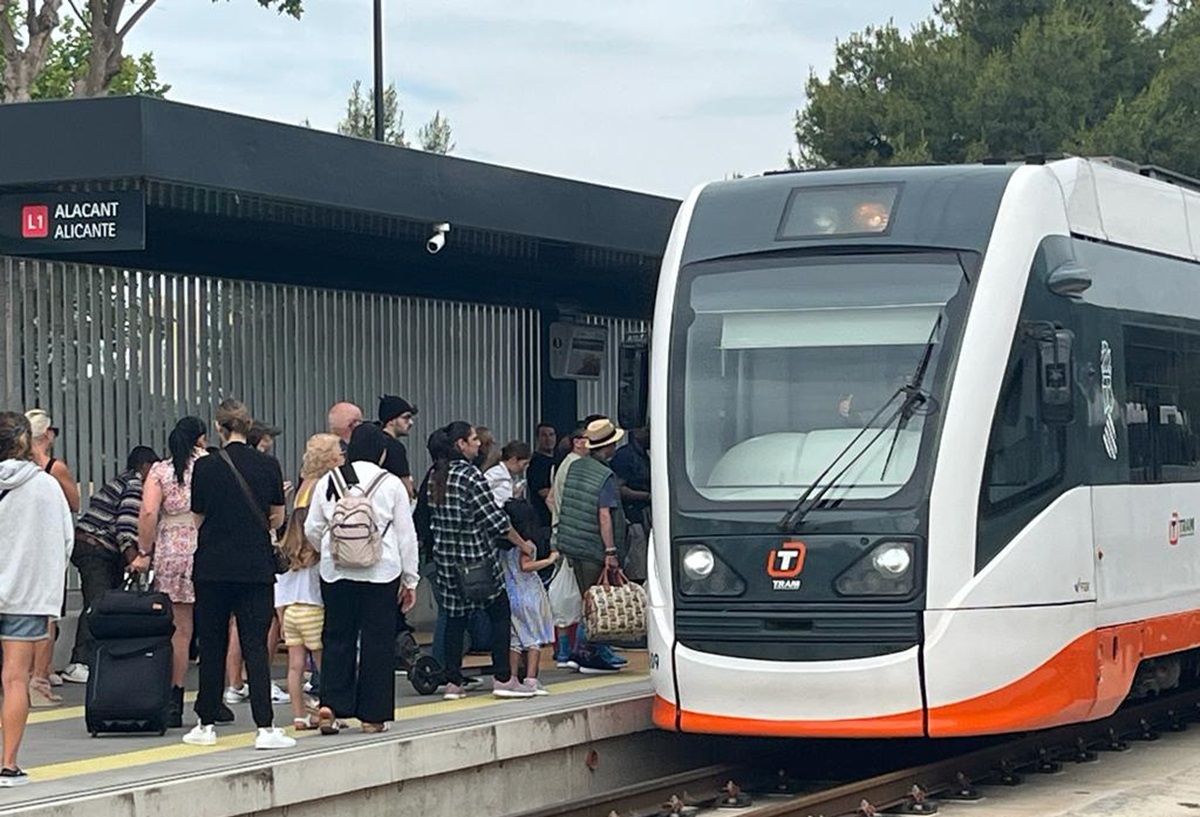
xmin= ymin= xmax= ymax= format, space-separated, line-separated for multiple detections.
xmin=427 ymin=222 xmax=450 ymax=254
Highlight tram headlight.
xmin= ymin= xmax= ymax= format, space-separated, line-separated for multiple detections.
xmin=678 ymin=543 xmax=746 ymax=597
xmin=835 ymin=541 xmax=915 ymax=596
xmin=682 ymin=545 xmax=715 ymax=580
xmin=872 ymin=545 xmax=911 ymax=576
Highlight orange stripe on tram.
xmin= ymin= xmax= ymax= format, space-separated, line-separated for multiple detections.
xmin=659 ymin=607 xmax=1200 ymax=738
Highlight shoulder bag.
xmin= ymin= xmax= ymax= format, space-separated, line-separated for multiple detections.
xmin=217 ymin=448 xmax=289 ymax=574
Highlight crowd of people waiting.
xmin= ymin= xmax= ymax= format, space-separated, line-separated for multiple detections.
xmin=0 ymin=395 xmax=650 ymax=786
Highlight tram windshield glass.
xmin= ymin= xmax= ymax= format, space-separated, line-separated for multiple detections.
xmin=675 ymin=253 xmax=967 ymax=504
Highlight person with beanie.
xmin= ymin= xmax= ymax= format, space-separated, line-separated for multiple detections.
xmin=378 ymin=395 xmax=417 ymax=500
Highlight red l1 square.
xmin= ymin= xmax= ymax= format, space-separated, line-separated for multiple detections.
xmin=21 ymin=205 xmax=49 ymax=238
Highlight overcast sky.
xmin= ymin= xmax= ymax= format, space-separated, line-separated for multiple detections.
xmin=128 ymin=0 xmax=940 ymax=198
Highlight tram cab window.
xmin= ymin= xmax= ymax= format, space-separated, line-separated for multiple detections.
xmin=1124 ymin=326 xmax=1200 ymax=484
xmin=982 ymin=341 xmax=1065 ymax=510
xmin=677 ymin=255 xmax=965 ymax=503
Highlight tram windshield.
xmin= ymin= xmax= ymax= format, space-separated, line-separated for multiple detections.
xmin=675 ymin=253 xmax=968 ymax=504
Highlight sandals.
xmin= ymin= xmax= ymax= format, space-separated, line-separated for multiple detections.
xmin=293 ymin=715 xmax=317 ymax=731
xmin=317 ymin=706 xmax=339 ymax=735
xmin=361 ymin=722 xmax=390 ymax=734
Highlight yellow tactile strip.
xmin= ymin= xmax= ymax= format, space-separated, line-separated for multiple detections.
xmin=20 ymin=673 xmax=649 ymax=784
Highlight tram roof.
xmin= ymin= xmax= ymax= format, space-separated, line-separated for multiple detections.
xmin=1051 ymin=157 xmax=1200 ymax=263
xmin=0 ymin=96 xmax=680 ymax=317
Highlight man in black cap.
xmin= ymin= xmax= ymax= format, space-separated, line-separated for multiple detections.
xmin=379 ymin=395 xmax=417 ymax=500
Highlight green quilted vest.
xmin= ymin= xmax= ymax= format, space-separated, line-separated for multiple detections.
xmin=556 ymin=456 xmax=625 ymax=565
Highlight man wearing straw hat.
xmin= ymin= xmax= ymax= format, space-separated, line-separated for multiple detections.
xmin=553 ymin=417 xmax=628 ymax=674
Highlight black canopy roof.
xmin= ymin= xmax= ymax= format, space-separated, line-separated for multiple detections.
xmin=0 ymin=96 xmax=680 ymax=317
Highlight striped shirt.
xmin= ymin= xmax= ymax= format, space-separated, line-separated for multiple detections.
xmin=430 ymin=459 xmax=510 ymax=616
xmin=75 ymin=470 xmax=143 ymax=555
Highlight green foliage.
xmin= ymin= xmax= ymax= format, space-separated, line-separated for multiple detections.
xmin=29 ymin=16 xmax=168 ymax=100
xmin=216 ymin=0 xmax=303 ymax=19
xmin=338 ymin=80 xmax=407 ymax=146
xmin=794 ymin=0 xmax=1200 ymax=177
xmin=417 ymin=110 xmax=454 ymax=154
xmin=337 ymin=81 xmax=457 ymax=155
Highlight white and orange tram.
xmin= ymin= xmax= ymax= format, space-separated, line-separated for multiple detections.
xmin=644 ymin=157 xmax=1200 ymax=738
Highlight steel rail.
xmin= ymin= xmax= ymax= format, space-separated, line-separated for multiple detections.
xmin=529 ymin=689 xmax=1200 ymax=817
xmin=510 ymin=764 xmax=740 ymax=817
xmin=744 ymin=689 xmax=1200 ymax=817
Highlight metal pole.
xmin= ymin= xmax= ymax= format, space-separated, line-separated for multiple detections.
xmin=373 ymin=0 xmax=384 ymax=142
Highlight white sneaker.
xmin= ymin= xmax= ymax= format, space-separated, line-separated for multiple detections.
xmin=255 ymin=727 xmax=297 ymax=750
xmin=47 ymin=672 xmax=63 ymax=687
xmin=270 ymin=683 xmax=290 ymax=704
xmin=182 ymin=723 xmax=216 ymax=746
xmin=61 ymin=663 xmax=90 ymax=684
xmin=223 ymin=684 xmax=249 ymax=704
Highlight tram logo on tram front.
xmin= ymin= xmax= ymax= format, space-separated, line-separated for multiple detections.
xmin=768 ymin=541 xmax=806 ymax=579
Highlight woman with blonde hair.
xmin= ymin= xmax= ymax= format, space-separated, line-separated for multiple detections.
xmin=24 ymin=408 xmax=79 ymax=707
xmin=276 ymin=433 xmax=342 ymax=730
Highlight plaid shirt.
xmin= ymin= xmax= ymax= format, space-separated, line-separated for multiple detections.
xmin=430 ymin=459 xmax=510 ymax=616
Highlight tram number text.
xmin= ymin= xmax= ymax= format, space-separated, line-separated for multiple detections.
xmin=649 ymin=653 xmax=660 ymax=670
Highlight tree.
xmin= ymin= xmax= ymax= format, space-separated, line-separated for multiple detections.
xmin=338 ymin=80 xmax=407 ymax=146
xmin=0 ymin=0 xmax=300 ymax=102
xmin=0 ymin=0 xmax=61 ymax=102
xmin=792 ymin=0 xmax=1200 ymax=176
xmin=337 ymin=80 xmax=456 ymax=155
xmin=30 ymin=15 xmax=167 ymax=99
xmin=417 ymin=110 xmax=454 ymax=154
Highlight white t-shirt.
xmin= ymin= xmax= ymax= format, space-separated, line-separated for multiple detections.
xmin=274 ymin=564 xmax=322 ymax=607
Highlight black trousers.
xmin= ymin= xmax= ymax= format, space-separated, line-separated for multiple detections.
xmin=320 ymin=578 xmax=400 ymax=724
xmin=69 ymin=540 xmax=125 ymax=666
xmin=444 ymin=591 xmax=513 ymax=686
xmin=194 ymin=580 xmax=275 ymax=728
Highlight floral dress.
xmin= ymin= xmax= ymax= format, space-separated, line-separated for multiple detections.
xmin=147 ymin=457 xmax=201 ymax=604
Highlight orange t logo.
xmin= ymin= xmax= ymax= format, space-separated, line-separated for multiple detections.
xmin=768 ymin=542 xmax=806 ymax=578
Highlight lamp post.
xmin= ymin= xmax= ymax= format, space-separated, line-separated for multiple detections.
xmin=373 ymin=0 xmax=385 ymax=142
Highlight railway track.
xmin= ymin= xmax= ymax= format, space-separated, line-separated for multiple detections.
xmin=531 ymin=689 xmax=1200 ymax=817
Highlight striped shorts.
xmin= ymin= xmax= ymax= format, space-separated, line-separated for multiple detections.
xmin=282 ymin=603 xmax=324 ymax=651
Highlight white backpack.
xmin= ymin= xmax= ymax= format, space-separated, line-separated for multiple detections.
xmin=328 ymin=468 xmax=390 ymax=568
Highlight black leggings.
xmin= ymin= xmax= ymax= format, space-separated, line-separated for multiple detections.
xmin=194 ymin=580 xmax=275 ymax=728
xmin=443 ymin=591 xmax=512 ymax=686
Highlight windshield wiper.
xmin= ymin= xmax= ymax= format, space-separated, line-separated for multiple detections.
xmin=777 ymin=391 xmax=908 ymax=532
xmin=879 ymin=315 xmax=943 ymax=479
xmin=778 ymin=316 xmax=944 ymax=533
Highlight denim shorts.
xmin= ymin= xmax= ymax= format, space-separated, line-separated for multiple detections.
xmin=0 ymin=613 xmax=50 ymax=641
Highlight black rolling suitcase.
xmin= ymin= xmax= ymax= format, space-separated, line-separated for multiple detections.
xmin=85 ymin=573 xmax=176 ymax=736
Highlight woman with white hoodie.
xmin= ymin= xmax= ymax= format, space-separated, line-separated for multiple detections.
xmin=0 ymin=411 xmax=74 ymax=787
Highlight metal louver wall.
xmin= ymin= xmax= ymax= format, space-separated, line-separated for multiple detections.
xmin=0 ymin=255 xmax=542 ymax=505
xmin=576 ymin=313 xmax=650 ymax=425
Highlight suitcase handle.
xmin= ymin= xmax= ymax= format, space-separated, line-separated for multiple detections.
xmin=122 ymin=569 xmax=154 ymax=592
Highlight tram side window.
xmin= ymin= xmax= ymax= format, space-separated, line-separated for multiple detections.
xmin=981 ymin=343 xmax=1064 ymax=511
xmin=1124 ymin=327 xmax=1200 ymax=484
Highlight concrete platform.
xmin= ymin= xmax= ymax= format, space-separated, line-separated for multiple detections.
xmin=939 ymin=725 xmax=1200 ymax=816
xmin=0 ymin=653 xmax=690 ymax=817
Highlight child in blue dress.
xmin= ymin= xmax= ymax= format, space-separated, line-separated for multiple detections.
xmin=486 ymin=441 xmax=558 ymax=693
